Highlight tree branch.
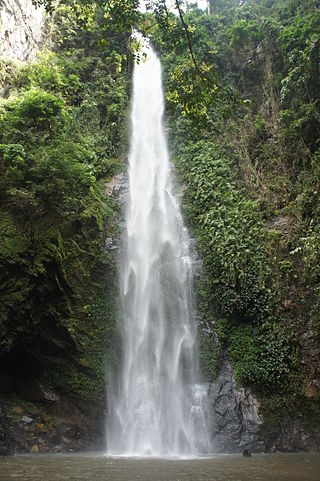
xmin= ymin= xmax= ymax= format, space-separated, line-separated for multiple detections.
xmin=174 ymin=0 xmax=205 ymax=80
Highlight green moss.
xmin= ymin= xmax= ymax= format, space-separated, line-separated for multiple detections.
xmin=260 ymin=392 xmax=320 ymax=447
xmin=0 ymin=3 xmax=130 ymax=401
xmin=199 ymin=330 xmax=220 ymax=381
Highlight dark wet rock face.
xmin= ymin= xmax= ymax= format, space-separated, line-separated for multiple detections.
xmin=105 ymin=171 xmax=128 ymax=252
xmin=0 ymin=410 xmax=13 ymax=455
xmin=0 ymin=408 xmax=27 ymax=455
xmin=208 ymin=351 xmax=264 ymax=453
xmin=263 ymin=411 xmax=320 ymax=453
xmin=208 ymin=350 xmax=320 ymax=453
xmin=0 ymin=338 xmax=106 ymax=455
xmin=300 ymin=330 xmax=320 ymax=398
xmin=0 ymin=394 xmax=106 ymax=455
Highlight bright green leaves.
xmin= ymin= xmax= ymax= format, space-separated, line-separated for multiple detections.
xmin=0 ymin=89 xmax=66 ymax=146
xmin=70 ymin=0 xmax=97 ymax=28
xmin=104 ymin=0 xmax=141 ymax=32
xmin=18 ymin=51 xmax=82 ymax=102
xmin=13 ymin=90 xmax=64 ymax=128
xmin=0 ymin=144 xmax=26 ymax=185
xmin=175 ymin=139 xmax=275 ymax=323
xmin=229 ymin=19 xmax=259 ymax=48
xmin=166 ymin=57 xmax=218 ymax=122
xmin=151 ymin=5 xmax=220 ymax=125
xmin=229 ymin=321 xmax=297 ymax=390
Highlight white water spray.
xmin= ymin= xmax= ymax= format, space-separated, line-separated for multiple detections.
xmin=106 ymin=46 xmax=211 ymax=457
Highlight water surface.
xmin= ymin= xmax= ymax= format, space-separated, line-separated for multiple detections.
xmin=1 ymin=453 xmax=319 ymax=481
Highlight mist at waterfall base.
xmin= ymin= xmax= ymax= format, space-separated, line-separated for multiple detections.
xmin=106 ymin=46 xmax=211 ymax=457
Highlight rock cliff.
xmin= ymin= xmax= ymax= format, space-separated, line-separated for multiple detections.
xmin=0 ymin=0 xmax=44 ymax=61
xmin=209 ymin=351 xmax=264 ymax=453
xmin=209 ymin=350 xmax=320 ymax=453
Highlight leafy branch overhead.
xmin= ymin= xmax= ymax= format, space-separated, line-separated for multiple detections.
xmin=32 ymin=0 xmax=219 ymax=120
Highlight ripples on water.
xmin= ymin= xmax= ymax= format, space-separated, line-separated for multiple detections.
xmin=0 ymin=453 xmax=319 ymax=481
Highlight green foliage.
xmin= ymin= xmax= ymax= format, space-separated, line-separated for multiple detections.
xmin=151 ymin=5 xmax=220 ymax=124
xmin=175 ymin=139 xmax=278 ymax=323
xmin=228 ymin=322 xmax=298 ymax=390
xmin=153 ymin=0 xmax=320 ymax=421
xmin=0 ymin=2 xmax=129 ymax=400
xmin=199 ymin=330 xmax=220 ymax=381
xmin=229 ymin=19 xmax=258 ymax=48
xmin=170 ymin=131 xmax=295 ymax=393
xmin=1 ymin=0 xmax=317 ymax=422
xmin=0 ymin=89 xmax=66 ymax=145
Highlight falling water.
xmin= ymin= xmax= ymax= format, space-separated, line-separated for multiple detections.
xmin=106 ymin=45 xmax=211 ymax=457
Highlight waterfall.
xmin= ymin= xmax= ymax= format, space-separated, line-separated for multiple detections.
xmin=106 ymin=45 xmax=211 ymax=457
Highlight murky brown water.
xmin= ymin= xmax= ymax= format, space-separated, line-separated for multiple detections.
xmin=0 ymin=453 xmax=319 ymax=481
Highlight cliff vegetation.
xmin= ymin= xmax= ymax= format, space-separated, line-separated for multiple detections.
xmin=0 ymin=0 xmax=319 ymax=453
xmin=151 ymin=0 xmax=320 ymax=449
xmin=0 ymin=0 xmax=130 ymax=454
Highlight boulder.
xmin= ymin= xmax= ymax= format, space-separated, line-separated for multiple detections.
xmin=208 ymin=350 xmax=264 ymax=452
xmin=17 ymin=378 xmax=59 ymax=403
xmin=21 ymin=415 xmax=33 ymax=424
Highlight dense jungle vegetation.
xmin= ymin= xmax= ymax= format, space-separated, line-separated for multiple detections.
xmin=0 ymin=2 xmax=131 ymax=403
xmin=151 ymin=0 xmax=320 ymax=438
xmin=0 ymin=0 xmax=319 ymax=450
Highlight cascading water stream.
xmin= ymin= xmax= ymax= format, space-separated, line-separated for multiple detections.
xmin=106 ymin=45 xmax=211 ymax=457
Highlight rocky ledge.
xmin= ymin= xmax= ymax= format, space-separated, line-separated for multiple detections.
xmin=0 ymin=393 xmax=106 ymax=456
